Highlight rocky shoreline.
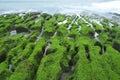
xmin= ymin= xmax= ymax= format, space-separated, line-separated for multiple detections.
xmin=0 ymin=12 xmax=120 ymax=80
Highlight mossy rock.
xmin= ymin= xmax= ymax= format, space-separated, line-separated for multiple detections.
xmin=9 ymin=60 xmax=36 ymax=80
xmin=0 ymin=12 xmax=120 ymax=80
xmin=0 ymin=61 xmax=11 ymax=80
xmin=112 ymin=40 xmax=120 ymax=52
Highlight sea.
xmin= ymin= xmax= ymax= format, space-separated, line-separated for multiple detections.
xmin=0 ymin=0 xmax=120 ymax=16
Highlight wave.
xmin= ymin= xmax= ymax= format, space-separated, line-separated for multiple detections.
xmin=0 ymin=9 xmax=40 ymax=15
xmin=87 ymin=0 xmax=120 ymax=13
xmin=0 ymin=0 xmax=120 ymax=16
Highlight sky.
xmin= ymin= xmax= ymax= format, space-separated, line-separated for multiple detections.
xmin=0 ymin=0 xmax=115 ymax=2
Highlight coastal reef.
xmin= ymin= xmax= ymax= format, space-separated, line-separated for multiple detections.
xmin=0 ymin=12 xmax=120 ymax=80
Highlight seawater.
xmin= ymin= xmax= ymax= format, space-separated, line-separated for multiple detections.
xmin=0 ymin=0 xmax=120 ymax=15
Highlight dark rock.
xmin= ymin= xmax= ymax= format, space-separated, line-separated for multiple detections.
xmin=84 ymin=45 xmax=91 ymax=61
xmin=15 ymin=27 xmax=29 ymax=33
xmin=113 ymin=41 xmax=120 ymax=52
xmin=0 ymin=53 xmax=6 ymax=63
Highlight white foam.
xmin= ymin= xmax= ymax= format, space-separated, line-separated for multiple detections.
xmin=0 ymin=0 xmax=120 ymax=17
xmin=94 ymin=32 xmax=99 ymax=40
xmin=58 ymin=0 xmax=120 ymax=15
xmin=0 ymin=9 xmax=39 ymax=15
xmin=89 ymin=0 xmax=120 ymax=13
xmin=58 ymin=19 xmax=67 ymax=25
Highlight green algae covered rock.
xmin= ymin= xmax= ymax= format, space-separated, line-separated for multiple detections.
xmin=36 ymin=37 xmax=66 ymax=80
xmin=36 ymin=48 xmax=65 ymax=80
xmin=54 ymin=14 xmax=66 ymax=22
xmin=8 ymin=60 xmax=35 ymax=80
xmin=0 ymin=12 xmax=120 ymax=80
xmin=112 ymin=40 xmax=120 ymax=52
xmin=28 ymin=38 xmax=46 ymax=66
xmin=0 ymin=61 xmax=11 ymax=80
xmin=99 ymin=32 xmax=109 ymax=43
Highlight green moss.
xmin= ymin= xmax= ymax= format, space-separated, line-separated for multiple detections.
xmin=36 ymin=53 xmax=62 ymax=80
xmin=75 ymin=36 xmax=95 ymax=47
xmin=26 ymin=21 xmax=35 ymax=28
xmin=12 ymin=43 xmax=34 ymax=67
xmin=80 ymin=25 xmax=94 ymax=36
xmin=31 ymin=18 xmax=43 ymax=30
xmin=15 ymin=17 xmax=24 ymax=24
xmin=0 ymin=61 xmax=11 ymax=80
xmin=36 ymin=38 xmax=66 ymax=80
xmin=28 ymin=31 xmax=40 ymax=42
xmin=0 ymin=47 xmax=8 ymax=63
xmin=6 ymin=39 xmax=28 ymax=68
xmin=9 ymin=60 xmax=35 ymax=80
xmin=41 ymin=13 xmax=52 ymax=20
xmin=0 ymin=12 xmax=120 ymax=80
xmin=44 ymin=19 xmax=56 ymax=33
xmin=28 ymin=38 xmax=46 ymax=66
xmin=54 ymin=14 xmax=66 ymax=22
xmin=42 ymin=17 xmax=57 ymax=39
xmin=99 ymin=32 xmax=109 ymax=44
xmin=104 ymin=45 xmax=120 ymax=75
xmin=57 ymin=24 xmax=68 ymax=37
xmin=92 ymin=22 xmax=103 ymax=33
xmin=89 ymin=46 xmax=101 ymax=59
xmin=66 ymin=45 xmax=91 ymax=80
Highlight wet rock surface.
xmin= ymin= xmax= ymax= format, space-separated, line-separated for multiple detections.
xmin=0 ymin=12 xmax=120 ymax=80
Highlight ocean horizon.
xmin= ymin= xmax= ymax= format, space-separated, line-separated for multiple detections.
xmin=0 ymin=0 xmax=120 ymax=15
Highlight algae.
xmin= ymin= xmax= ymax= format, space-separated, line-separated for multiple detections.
xmin=0 ymin=12 xmax=120 ymax=80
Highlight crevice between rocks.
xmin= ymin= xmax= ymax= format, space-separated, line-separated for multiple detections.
xmin=84 ymin=45 xmax=91 ymax=61
xmin=60 ymin=46 xmax=79 ymax=80
xmin=94 ymin=42 xmax=106 ymax=55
